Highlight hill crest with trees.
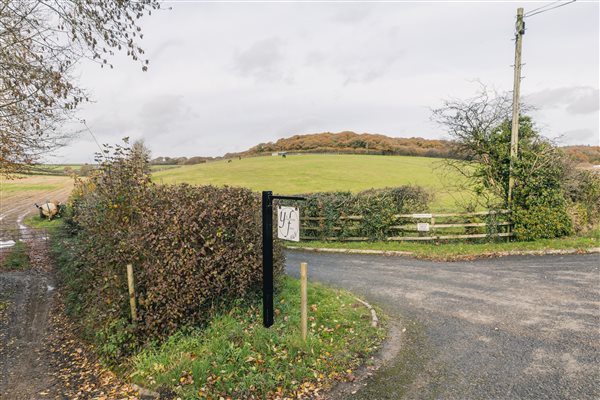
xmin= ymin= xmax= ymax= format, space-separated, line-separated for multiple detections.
xmin=149 ymin=132 xmax=599 ymax=166
xmin=240 ymin=131 xmax=455 ymax=159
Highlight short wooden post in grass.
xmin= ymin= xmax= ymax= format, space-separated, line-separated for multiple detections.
xmin=300 ymin=262 xmax=308 ymax=341
xmin=127 ymin=264 xmax=137 ymax=323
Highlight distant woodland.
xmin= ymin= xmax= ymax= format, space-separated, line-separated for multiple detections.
xmin=561 ymin=145 xmax=600 ymax=165
xmin=242 ymin=132 xmax=455 ymax=158
xmin=150 ymin=131 xmax=600 ymax=166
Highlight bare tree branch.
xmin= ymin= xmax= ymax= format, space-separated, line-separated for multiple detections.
xmin=0 ymin=0 xmax=160 ymax=176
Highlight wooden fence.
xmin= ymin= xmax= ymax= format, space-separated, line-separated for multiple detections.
xmin=300 ymin=210 xmax=513 ymax=242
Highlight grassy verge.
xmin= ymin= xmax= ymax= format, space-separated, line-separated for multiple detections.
xmin=130 ymin=277 xmax=385 ymax=399
xmin=24 ymin=214 xmax=63 ymax=230
xmin=46 ymin=223 xmax=387 ymax=398
xmin=0 ymin=241 xmax=30 ymax=270
xmin=287 ymin=229 xmax=600 ymax=260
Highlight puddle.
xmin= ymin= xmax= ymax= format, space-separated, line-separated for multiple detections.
xmin=0 ymin=240 xmax=16 ymax=249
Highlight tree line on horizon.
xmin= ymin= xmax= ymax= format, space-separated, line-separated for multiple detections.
xmin=149 ymin=132 xmax=600 ymax=166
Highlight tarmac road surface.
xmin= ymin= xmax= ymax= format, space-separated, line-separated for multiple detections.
xmin=286 ymin=250 xmax=600 ymax=400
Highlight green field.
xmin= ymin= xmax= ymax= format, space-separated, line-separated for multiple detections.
xmin=153 ymin=154 xmax=472 ymax=211
xmin=0 ymin=183 xmax=61 ymax=194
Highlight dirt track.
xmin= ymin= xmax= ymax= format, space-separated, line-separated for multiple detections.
xmin=0 ymin=179 xmax=136 ymax=399
xmin=0 ymin=181 xmax=69 ymax=399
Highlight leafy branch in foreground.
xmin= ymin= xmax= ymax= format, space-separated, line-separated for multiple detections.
xmin=0 ymin=0 xmax=159 ymax=176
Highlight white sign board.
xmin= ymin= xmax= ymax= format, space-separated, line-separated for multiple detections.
xmin=277 ymin=206 xmax=300 ymax=242
xmin=417 ymin=222 xmax=430 ymax=232
xmin=412 ymin=213 xmax=433 ymax=219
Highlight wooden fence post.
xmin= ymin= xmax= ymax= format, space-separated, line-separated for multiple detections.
xmin=127 ymin=264 xmax=137 ymax=323
xmin=300 ymin=262 xmax=308 ymax=341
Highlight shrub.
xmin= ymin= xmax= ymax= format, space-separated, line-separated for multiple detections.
xmin=132 ymin=184 xmax=281 ymax=339
xmin=563 ymin=168 xmax=600 ymax=233
xmin=510 ymin=136 xmax=573 ymax=240
xmin=433 ymin=89 xmax=578 ymax=241
xmin=62 ymin=142 xmax=284 ymax=362
xmin=512 ymin=193 xmax=572 ymax=241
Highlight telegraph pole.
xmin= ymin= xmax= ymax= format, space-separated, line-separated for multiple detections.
xmin=508 ymin=7 xmax=525 ymax=204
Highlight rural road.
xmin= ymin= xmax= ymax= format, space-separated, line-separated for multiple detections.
xmin=286 ymin=250 xmax=600 ymax=400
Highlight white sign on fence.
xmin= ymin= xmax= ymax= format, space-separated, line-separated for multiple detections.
xmin=277 ymin=206 xmax=300 ymax=242
xmin=417 ymin=222 xmax=430 ymax=232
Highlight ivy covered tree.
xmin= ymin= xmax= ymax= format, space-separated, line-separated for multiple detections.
xmin=433 ymin=88 xmax=574 ymax=240
xmin=0 ymin=0 xmax=160 ymax=176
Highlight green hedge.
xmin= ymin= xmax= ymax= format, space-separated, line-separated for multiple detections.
xmin=292 ymin=186 xmax=431 ymax=241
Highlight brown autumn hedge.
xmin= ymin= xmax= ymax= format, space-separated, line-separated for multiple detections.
xmin=63 ymin=143 xmax=283 ymax=362
xmin=132 ymin=184 xmax=283 ymax=338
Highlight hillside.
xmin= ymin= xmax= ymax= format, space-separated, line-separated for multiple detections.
xmin=239 ymin=131 xmax=456 ymax=159
xmin=151 ymin=132 xmax=597 ymax=166
xmin=152 ymin=154 xmax=473 ymax=211
xmin=562 ymin=145 xmax=600 ymax=165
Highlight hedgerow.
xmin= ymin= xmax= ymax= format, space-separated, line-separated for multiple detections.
xmin=294 ymin=186 xmax=431 ymax=240
xmin=61 ymin=141 xmax=283 ymax=363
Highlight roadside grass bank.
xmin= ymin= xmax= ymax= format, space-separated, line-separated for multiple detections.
xmin=0 ymin=241 xmax=30 ymax=270
xmin=0 ymin=215 xmax=65 ymax=272
xmin=43 ymin=217 xmax=386 ymax=399
xmin=286 ymin=228 xmax=600 ymax=261
xmin=131 ymin=277 xmax=385 ymax=399
xmin=24 ymin=214 xmax=64 ymax=229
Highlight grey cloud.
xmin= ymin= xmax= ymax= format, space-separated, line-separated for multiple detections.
xmin=525 ymin=87 xmax=599 ymax=115
xmin=331 ymin=4 xmax=376 ymax=24
xmin=561 ymin=129 xmax=598 ymax=144
xmin=342 ymin=52 xmax=405 ymax=85
xmin=151 ymin=38 xmax=184 ymax=60
xmin=138 ymin=95 xmax=191 ymax=138
xmin=233 ymin=38 xmax=288 ymax=82
xmin=55 ymin=2 xmax=599 ymax=162
xmin=566 ymin=89 xmax=599 ymax=114
xmin=84 ymin=115 xmax=136 ymax=144
xmin=304 ymin=41 xmax=405 ymax=84
xmin=305 ymin=51 xmax=326 ymax=66
xmin=275 ymin=116 xmax=323 ymax=138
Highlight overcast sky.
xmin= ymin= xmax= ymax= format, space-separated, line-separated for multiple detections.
xmin=53 ymin=0 xmax=599 ymax=163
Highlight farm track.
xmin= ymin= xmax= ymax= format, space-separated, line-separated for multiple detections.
xmin=0 ymin=191 xmax=63 ymax=399
xmin=0 ymin=181 xmax=136 ymax=398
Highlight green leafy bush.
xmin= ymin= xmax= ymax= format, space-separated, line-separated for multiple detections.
xmin=512 ymin=195 xmax=572 ymax=241
xmin=61 ymin=141 xmax=283 ymax=362
xmin=510 ymin=132 xmax=573 ymax=240
xmin=296 ymin=186 xmax=431 ymax=240
xmin=433 ymin=90 xmax=582 ymax=241
xmin=564 ymin=169 xmax=600 ymax=233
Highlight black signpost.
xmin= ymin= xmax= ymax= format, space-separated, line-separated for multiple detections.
xmin=262 ymin=191 xmax=305 ymax=328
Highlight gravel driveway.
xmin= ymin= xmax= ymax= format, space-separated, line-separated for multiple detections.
xmin=285 ymin=251 xmax=600 ymax=399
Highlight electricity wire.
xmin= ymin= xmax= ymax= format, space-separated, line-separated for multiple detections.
xmin=524 ymin=0 xmax=563 ymax=15
xmin=524 ymin=0 xmax=577 ymax=18
xmin=81 ymin=119 xmax=106 ymax=160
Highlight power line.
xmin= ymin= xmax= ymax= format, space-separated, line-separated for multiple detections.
xmin=524 ymin=0 xmax=563 ymax=16
xmin=80 ymin=119 xmax=105 ymax=158
xmin=525 ymin=0 xmax=577 ymax=18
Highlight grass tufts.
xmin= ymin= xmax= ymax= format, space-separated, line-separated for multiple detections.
xmin=130 ymin=277 xmax=385 ymax=399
